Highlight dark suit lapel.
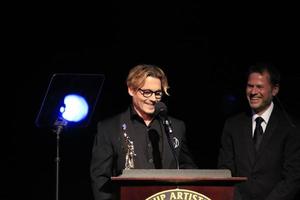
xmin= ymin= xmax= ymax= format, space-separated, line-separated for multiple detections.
xmin=244 ymin=117 xmax=256 ymax=166
xmin=119 ymin=108 xmax=135 ymax=168
xmin=120 ymin=108 xmax=135 ymax=140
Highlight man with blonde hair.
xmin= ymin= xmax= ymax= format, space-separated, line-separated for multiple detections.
xmin=90 ymin=64 xmax=197 ymax=199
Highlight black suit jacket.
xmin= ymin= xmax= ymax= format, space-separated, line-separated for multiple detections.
xmin=90 ymin=107 xmax=197 ymax=199
xmin=218 ymin=104 xmax=300 ymax=200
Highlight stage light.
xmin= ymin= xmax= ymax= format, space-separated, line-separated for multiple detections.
xmin=59 ymin=94 xmax=89 ymax=123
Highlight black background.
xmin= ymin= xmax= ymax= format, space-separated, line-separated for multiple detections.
xmin=9 ymin=4 xmax=300 ymax=200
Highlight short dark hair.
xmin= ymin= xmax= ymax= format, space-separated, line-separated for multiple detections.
xmin=247 ymin=63 xmax=281 ymax=86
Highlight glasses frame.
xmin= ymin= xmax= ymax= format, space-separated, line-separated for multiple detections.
xmin=138 ymin=88 xmax=163 ymax=99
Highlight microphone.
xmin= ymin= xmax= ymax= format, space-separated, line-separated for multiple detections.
xmin=155 ymin=102 xmax=179 ymax=169
xmin=155 ymin=102 xmax=173 ymax=134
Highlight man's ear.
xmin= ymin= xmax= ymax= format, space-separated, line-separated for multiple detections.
xmin=128 ymin=87 xmax=134 ymax=97
xmin=272 ymin=85 xmax=279 ymax=96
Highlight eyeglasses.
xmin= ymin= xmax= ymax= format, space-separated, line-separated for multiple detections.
xmin=138 ymin=88 xmax=163 ymax=99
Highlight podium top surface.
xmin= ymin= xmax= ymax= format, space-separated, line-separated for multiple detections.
xmin=120 ymin=169 xmax=232 ymax=178
xmin=111 ymin=169 xmax=247 ymax=185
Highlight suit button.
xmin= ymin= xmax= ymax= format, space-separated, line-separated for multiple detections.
xmin=149 ymin=158 xmax=153 ymax=163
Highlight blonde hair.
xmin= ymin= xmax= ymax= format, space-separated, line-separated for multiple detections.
xmin=126 ymin=64 xmax=170 ymax=96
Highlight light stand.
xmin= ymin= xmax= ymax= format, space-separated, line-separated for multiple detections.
xmin=53 ymin=118 xmax=68 ymax=200
xmin=34 ymin=73 xmax=105 ymax=200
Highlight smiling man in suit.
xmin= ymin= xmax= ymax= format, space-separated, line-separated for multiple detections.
xmin=218 ymin=63 xmax=300 ymax=200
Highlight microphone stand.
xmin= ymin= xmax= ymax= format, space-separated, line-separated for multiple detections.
xmin=53 ymin=118 xmax=68 ymax=200
xmin=161 ymin=118 xmax=180 ymax=170
xmin=155 ymin=102 xmax=180 ymax=170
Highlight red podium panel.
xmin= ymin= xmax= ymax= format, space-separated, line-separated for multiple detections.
xmin=111 ymin=169 xmax=247 ymax=200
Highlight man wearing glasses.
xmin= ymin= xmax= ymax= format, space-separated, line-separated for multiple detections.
xmin=90 ymin=64 xmax=197 ymax=200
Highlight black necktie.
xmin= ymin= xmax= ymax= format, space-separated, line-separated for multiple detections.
xmin=253 ymin=117 xmax=264 ymax=152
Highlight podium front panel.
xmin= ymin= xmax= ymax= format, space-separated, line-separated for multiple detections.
xmin=120 ymin=185 xmax=234 ymax=200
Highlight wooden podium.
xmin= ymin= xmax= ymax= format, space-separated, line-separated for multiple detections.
xmin=111 ymin=169 xmax=247 ymax=200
